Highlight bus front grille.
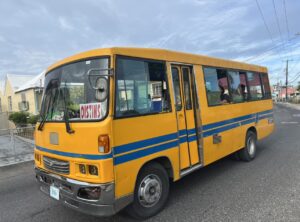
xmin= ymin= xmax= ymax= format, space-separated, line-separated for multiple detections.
xmin=43 ymin=156 xmax=70 ymax=174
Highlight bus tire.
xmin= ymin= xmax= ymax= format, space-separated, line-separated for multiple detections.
xmin=126 ymin=162 xmax=169 ymax=219
xmin=238 ymin=130 xmax=257 ymax=162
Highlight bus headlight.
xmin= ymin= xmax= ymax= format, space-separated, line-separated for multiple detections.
xmin=88 ymin=165 xmax=98 ymax=176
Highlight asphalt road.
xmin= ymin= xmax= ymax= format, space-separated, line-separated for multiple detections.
xmin=1 ymin=104 xmax=300 ymax=222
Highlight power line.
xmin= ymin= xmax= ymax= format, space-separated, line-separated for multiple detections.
xmin=289 ymin=71 xmax=300 ymax=83
xmin=272 ymin=0 xmax=284 ymax=44
xmin=243 ymin=36 xmax=300 ymax=62
xmin=283 ymin=0 xmax=290 ymax=40
xmin=254 ymin=0 xmax=285 ymax=63
xmin=255 ymin=0 xmax=275 ymax=44
xmin=283 ymin=0 xmax=292 ymax=60
xmin=272 ymin=0 xmax=288 ymax=62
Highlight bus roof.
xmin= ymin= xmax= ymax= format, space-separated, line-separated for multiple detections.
xmin=46 ymin=47 xmax=268 ymax=74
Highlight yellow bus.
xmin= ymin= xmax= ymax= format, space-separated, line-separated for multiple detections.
xmin=34 ymin=47 xmax=274 ymax=219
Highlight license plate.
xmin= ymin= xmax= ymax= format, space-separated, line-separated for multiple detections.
xmin=50 ymin=185 xmax=60 ymax=200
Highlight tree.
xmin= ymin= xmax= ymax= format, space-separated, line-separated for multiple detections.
xmin=9 ymin=112 xmax=29 ymax=127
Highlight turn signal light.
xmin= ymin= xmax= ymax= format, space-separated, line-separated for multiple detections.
xmin=98 ymin=135 xmax=110 ymax=153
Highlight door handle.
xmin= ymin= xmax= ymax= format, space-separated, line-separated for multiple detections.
xmin=178 ymin=113 xmax=184 ymax=118
xmin=213 ymin=134 xmax=222 ymax=144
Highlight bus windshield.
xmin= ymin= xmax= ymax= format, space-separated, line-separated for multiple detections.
xmin=40 ymin=58 xmax=109 ymax=122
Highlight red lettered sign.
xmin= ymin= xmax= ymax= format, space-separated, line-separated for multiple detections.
xmin=80 ymin=103 xmax=102 ymax=120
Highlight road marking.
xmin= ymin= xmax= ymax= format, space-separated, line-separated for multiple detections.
xmin=281 ymin=121 xmax=299 ymax=124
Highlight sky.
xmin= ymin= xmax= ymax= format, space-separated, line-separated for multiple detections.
xmin=0 ymin=0 xmax=300 ymax=86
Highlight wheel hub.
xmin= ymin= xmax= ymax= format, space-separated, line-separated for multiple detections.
xmin=248 ymin=137 xmax=255 ymax=157
xmin=138 ymin=174 xmax=162 ymax=208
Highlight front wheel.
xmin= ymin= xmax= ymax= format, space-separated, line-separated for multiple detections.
xmin=238 ymin=131 xmax=257 ymax=162
xmin=126 ymin=162 xmax=169 ymax=219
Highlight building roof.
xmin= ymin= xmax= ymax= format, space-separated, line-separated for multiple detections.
xmin=6 ymin=74 xmax=36 ymax=92
xmin=15 ymin=71 xmax=45 ymax=93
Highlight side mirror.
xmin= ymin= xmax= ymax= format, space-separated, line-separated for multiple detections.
xmin=95 ymin=77 xmax=108 ymax=102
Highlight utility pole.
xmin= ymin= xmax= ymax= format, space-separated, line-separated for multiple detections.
xmin=285 ymin=59 xmax=293 ymax=102
xmin=285 ymin=60 xmax=288 ymax=102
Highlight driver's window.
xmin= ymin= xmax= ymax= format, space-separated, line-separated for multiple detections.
xmin=115 ymin=57 xmax=171 ymax=118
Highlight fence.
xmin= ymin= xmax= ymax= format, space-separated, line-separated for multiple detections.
xmin=289 ymin=95 xmax=300 ymax=104
xmin=0 ymin=126 xmax=35 ymax=167
xmin=0 ymin=112 xmax=9 ymax=131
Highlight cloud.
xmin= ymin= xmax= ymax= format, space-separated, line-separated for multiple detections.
xmin=0 ymin=0 xmax=300 ymax=86
xmin=58 ymin=17 xmax=74 ymax=31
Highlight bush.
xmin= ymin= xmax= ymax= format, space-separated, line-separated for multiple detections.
xmin=9 ymin=112 xmax=29 ymax=126
xmin=28 ymin=114 xmax=40 ymax=125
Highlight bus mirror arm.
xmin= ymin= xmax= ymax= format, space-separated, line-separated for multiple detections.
xmin=87 ymin=68 xmax=114 ymax=90
xmin=213 ymin=134 xmax=222 ymax=144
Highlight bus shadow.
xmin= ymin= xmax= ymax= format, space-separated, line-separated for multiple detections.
xmin=165 ymin=140 xmax=275 ymax=212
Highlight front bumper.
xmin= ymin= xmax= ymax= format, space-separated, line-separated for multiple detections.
xmin=35 ymin=167 xmax=132 ymax=217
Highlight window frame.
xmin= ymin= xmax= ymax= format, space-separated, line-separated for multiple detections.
xmin=171 ymin=66 xmax=183 ymax=111
xmin=40 ymin=55 xmax=111 ymax=123
xmin=114 ymin=55 xmax=172 ymax=119
xmin=203 ymin=65 xmax=272 ymax=107
xmin=260 ymin=73 xmax=272 ymax=99
xmin=182 ymin=66 xmax=193 ymax=110
xmin=203 ymin=66 xmax=232 ymax=106
xmin=247 ymin=71 xmax=264 ymax=101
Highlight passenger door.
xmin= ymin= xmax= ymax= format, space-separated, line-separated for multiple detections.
xmin=171 ymin=65 xmax=201 ymax=170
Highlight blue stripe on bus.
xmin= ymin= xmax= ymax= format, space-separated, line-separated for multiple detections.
xmin=241 ymin=118 xmax=256 ymax=126
xmin=258 ymin=113 xmax=273 ymax=120
xmin=188 ymin=135 xmax=197 ymax=142
xmin=114 ymin=140 xmax=179 ymax=165
xmin=203 ymin=122 xmax=240 ymax=137
xmin=202 ymin=114 xmax=256 ymax=131
xmin=179 ymin=129 xmax=187 ymax=136
xmin=35 ymin=146 xmax=113 ymax=160
xmin=36 ymin=109 xmax=273 ymax=163
xmin=114 ymin=133 xmax=178 ymax=155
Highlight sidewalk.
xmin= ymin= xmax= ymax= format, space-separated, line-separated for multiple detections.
xmin=0 ymin=134 xmax=34 ymax=167
xmin=276 ymin=102 xmax=300 ymax=110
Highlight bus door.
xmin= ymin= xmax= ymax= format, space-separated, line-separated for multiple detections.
xmin=171 ymin=65 xmax=201 ymax=171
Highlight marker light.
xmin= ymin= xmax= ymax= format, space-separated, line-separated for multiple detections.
xmin=79 ymin=164 xmax=86 ymax=174
xmin=98 ymin=135 xmax=110 ymax=153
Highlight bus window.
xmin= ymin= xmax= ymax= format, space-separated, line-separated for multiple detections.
xmin=260 ymin=74 xmax=271 ymax=99
xmin=228 ymin=70 xmax=244 ymax=103
xmin=171 ymin=67 xmax=182 ymax=111
xmin=204 ymin=67 xmax=231 ymax=106
xmin=115 ymin=58 xmax=171 ymax=117
xmin=239 ymin=72 xmax=249 ymax=101
xmin=247 ymin=72 xmax=263 ymax=100
xmin=182 ymin=67 xmax=192 ymax=110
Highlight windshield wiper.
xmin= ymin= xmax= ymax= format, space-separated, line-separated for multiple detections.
xmin=61 ymin=87 xmax=75 ymax=134
xmin=38 ymin=92 xmax=52 ymax=131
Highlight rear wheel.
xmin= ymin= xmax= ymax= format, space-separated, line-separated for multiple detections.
xmin=126 ymin=162 xmax=169 ymax=219
xmin=238 ymin=130 xmax=257 ymax=161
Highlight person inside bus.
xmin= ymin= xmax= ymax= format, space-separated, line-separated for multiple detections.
xmin=219 ymin=84 xmax=231 ymax=104
xmin=238 ymin=83 xmax=247 ymax=101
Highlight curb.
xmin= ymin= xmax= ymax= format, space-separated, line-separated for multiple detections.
xmin=0 ymin=158 xmax=34 ymax=168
